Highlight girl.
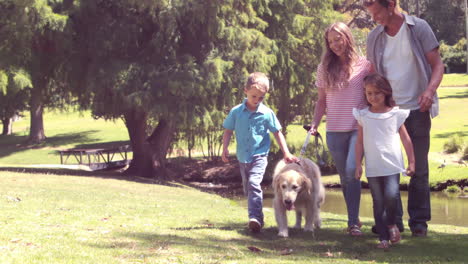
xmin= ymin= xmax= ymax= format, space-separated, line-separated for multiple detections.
xmin=310 ymin=22 xmax=372 ymax=236
xmin=353 ymin=73 xmax=415 ymax=249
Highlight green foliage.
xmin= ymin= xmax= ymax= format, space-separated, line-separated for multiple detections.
xmin=463 ymin=145 xmax=468 ymax=161
xmin=0 ymin=70 xmax=7 ymax=95
xmin=440 ymin=38 xmax=467 ymax=73
xmin=0 ymin=68 xmax=31 ymax=121
xmin=443 ymin=134 xmax=464 ymax=154
xmin=423 ymin=0 xmax=465 ymax=45
xmin=444 ymin=184 xmax=462 ymax=193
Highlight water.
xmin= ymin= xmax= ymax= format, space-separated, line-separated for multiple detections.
xmin=238 ymin=188 xmax=468 ymax=227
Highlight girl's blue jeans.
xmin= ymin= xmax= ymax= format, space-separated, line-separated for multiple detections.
xmin=239 ymin=155 xmax=268 ymax=225
xmin=326 ymin=131 xmax=361 ymax=227
xmin=368 ymin=173 xmax=400 ymax=241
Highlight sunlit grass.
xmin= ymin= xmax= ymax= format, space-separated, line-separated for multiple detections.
xmin=440 ymin=73 xmax=468 ymax=87
xmin=1 ymin=171 xmax=467 ymax=264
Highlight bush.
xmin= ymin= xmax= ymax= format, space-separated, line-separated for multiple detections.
xmin=462 ymin=145 xmax=468 ymax=161
xmin=443 ymin=135 xmax=464 ymax=154
xmin=445 ymin=185 xmax=462 ymax=193
xmin=440 ymin=38 xmax=467 ymax=73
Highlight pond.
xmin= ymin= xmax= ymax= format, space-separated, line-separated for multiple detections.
xmin=236 ymin=188 xmax=468 ymax=227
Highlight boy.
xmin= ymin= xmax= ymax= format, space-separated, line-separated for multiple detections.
xmin=222 ymin=72 xmax=298 ymax=233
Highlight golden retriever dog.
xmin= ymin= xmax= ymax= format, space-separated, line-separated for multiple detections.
xmin=272 ymin=158 xmax=325 ymax=237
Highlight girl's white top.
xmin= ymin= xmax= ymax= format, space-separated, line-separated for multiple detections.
xmin=353 ymin=106 xmax=410 ymax=177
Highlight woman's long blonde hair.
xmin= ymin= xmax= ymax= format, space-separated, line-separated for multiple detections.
xmin=321 ymin=22 xmax=358 ymax=90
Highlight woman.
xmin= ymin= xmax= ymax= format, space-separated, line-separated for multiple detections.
xmin=310 ymin=22 xmax=372 ymax=236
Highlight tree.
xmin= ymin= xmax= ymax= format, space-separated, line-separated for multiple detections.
xmin=422 ymin=0 xmax=465 ymax=45
xmin=0 ymin=0 xmax=74 ymax=143
xmin=0 ymin=68 xmax=30 ymax=135
xmin=70 ymin=0 xmax=276 ymax=178
xmin=262 ymin=0 xmax=336 ymax=131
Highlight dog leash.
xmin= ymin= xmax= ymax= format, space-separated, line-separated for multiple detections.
xmin=300 ymin=125 xmax=326 ymax=167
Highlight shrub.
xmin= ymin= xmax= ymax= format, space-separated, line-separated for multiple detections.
xmin=445 ymin=185 xmax=462 ymax=193
xmin=443 ymin=135 xmax=464 ymax=154
xmin=462 ymin=145 xmax=468 ymax=161
xmin=440 ymin=38 xmax=467 ymax=73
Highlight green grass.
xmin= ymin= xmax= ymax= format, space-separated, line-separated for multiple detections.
xmin=440 ymin=73 xmax=468 ymax=87
xmin=0 ymin=110 xmax=129 ymax=165
xmin=1 ymin=171 xmax=467 ymax=264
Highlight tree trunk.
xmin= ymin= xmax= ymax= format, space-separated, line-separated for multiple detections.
xmin=2 ymin=118 xmax=12 ymax=135
xmin=146 ymin=118 xmax=176 ymax=179
xmin=124 ymin=109 xmax=152 ymax=176
xmin=28 ymin=86 xmax=46 ymax=143
xmin=124 ymin=110 xmax=176 ymax=179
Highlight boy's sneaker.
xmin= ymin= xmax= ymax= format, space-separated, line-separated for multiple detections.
xmin=248 ymin=218 xmax=262 ymax=233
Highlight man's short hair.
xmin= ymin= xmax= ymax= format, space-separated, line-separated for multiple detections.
xmin=362 ymin=0 xmax=397 ymax=8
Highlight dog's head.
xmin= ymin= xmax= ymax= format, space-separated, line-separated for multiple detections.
xmin=273 ymin=166 xmax=312 ymax=211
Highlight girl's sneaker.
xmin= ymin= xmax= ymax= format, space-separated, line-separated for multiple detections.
xmin=377 ymin=240 xmax=390 ymax=249
xmin=388 ymin=225 xmax=401 ymax=244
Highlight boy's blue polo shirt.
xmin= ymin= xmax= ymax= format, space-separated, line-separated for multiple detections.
xmin=223 ymin=99 xmax=282 ymax=163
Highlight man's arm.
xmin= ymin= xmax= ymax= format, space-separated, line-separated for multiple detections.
xmin=418 ymin=48 xmax=444 ymax=112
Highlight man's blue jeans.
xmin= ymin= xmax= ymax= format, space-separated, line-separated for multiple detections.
xmin=239 ymin=155 xmax=268 ymax=225
xmin=401 ymin=110 xmax=431 ymax=232
xmin=327 ymin=131 xmax=361 ymax=227
xmin=368 ymin=174 xmax=400 ymax=241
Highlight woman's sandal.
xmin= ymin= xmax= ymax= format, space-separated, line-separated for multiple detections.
xmin=348 ymin=225 xmax=363 ymax=236
xmin=388 ymin=225 xmax=401 ymax=244
xmin=377 ymin=240 xmax=390 ymax=249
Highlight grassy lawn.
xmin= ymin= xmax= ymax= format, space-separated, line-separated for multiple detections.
xmin=0 ymin=110 xmax=130 ymax=165
xmin=440 ymin=73 xmax=468 ymax=87
xmin=1 ymin=171 xmax=467 ymax=264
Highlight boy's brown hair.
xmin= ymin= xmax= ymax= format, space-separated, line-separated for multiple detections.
xmin=245 ymin=72 xmax=269 ymax=93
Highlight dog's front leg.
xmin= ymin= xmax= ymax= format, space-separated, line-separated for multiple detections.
xmin=294 ymin=210 xmax=302 ymax=229
xmin=304 ymin=203 xmax=315 ymax=232
xmin=274 ymin=198 xmax=289 ymax=237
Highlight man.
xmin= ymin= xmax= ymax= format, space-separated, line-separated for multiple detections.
xmin=363 ymin=0 xmax=444 ymax=237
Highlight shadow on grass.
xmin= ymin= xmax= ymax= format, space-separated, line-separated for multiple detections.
xmin=433 ymin=131 xmax=468 ymax=139
xmin=0 ymin=130 xmax=129 ymax=161
xmin=85 ymin=219 xmax=468 ymax=263
xmin=439 ymin=89 xmax=468 ymax=99
xmin=0 ymin=130 xmax=103 ymax=159
xmin=0 ymin=166 xmax=186 ymax=190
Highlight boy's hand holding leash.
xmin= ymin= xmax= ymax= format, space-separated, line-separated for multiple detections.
xmin=284 ymin=152 xmax=299 ymax=163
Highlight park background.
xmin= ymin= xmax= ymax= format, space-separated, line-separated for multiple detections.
xmin=1 ymin=0 xmax=468 ymax=263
